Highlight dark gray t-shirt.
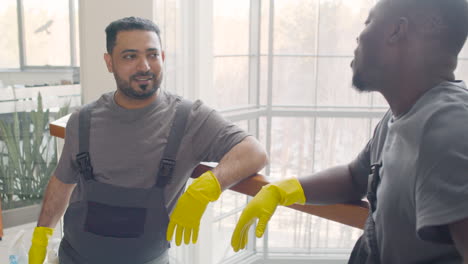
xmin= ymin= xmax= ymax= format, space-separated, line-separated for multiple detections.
xmin=54 ymin=91 xmax=249 ymax=212
xmin=349 ymin=81 xmax=468 ymax=264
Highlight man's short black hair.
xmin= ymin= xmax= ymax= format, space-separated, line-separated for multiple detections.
xmin=407 ymin=0 xmax=468 ymax=55
xmin=105 ymin=16 xmax=161 ymax=54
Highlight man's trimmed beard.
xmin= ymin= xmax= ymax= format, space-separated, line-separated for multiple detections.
xmin=114 ymin=72 xmax=163 ymax=100
xmin=352 ymin=71 xmax=368 ymax=92
xmin=352 ymin=70 xmax=379 ymax=93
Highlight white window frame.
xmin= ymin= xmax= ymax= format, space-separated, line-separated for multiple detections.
xmin=0 ymin=0 xmax=79 ymax=72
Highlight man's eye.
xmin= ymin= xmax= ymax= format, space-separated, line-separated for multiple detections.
xmin=149 ymin=53 xmax=159 ymax=58
xmin=123 ymin=54 xmax=136 ymax=59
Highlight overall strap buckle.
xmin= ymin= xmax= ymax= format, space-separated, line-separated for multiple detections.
xmin=156 ymin=159 xmax=176 ymax=187
xmin=76 ymin=152 xmax=94 ymax=180
xmin=367 ymin=161 xmax=383 ymax=212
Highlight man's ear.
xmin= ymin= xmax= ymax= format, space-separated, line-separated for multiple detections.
xmin=104 ymin=53 xmax=113 ymax=73
xmin=389 ymin=17 xmax=409 ymax=44
xmin=162 ymin=50 xmax=166 ymax=62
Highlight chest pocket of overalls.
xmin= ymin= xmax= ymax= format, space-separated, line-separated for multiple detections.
xmin=85 ymin=201 xmax=147 ymax=238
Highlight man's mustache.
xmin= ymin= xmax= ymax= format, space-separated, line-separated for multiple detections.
xmin=131 ymin=72 xmax=155 ymax=79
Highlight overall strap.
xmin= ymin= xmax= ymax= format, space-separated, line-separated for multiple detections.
xmin=156 ymin=99 xmax=192 ymax=187
xmin=367 ymin=161 xmax=383 ymax=213
xmin=76 ymin=103 xmax=95 ymax=181
xmin=365 ymin=160 xmax=383 ymax=264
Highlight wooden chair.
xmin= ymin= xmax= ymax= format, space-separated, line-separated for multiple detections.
xmin=50 ymin=115 xmax=368 ymax=230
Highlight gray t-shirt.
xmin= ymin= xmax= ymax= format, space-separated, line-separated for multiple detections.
xmin=349 ymin=81 xmax=468 ymax=263
xmin=54 ymin=90 xmax=249 ymax=212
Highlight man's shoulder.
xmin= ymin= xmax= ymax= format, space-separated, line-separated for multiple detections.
xmin=426 ymin=81 xmax=468 ymax=106
xmin=159 ymin=90 xmax=212 ymax=113
xmin=419 ymin=93 xmax=468 ymax=151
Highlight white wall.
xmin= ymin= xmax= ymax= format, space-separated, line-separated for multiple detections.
xmin=79 ymin=0 xmax=156 ymax=104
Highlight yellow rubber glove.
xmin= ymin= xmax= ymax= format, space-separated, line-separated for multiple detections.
xmin=29 ymin=226 xmax=54 ymax=264
xmin=231 ymin=178 xmax=306 ymax=252
xmin=167 ymin=171 xmax=221 ymax=246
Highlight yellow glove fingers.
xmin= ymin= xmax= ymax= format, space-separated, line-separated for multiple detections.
xmin=175 ymin=225 xmax=184 ymax=246
xmin=231 ymin=224 xmax=243 ymax=252
xmin=231 ymin=178 xmax=305 ymax=251
xmin=240 ymin=225 xmax=249 ymax=250
xmin=184 ymin=228 xmax=192 ymax=245
xmin=166 ymin=222 xmax=176 ymax=242
xmin=255 ymin=215 xmax=272 ymax=238
xmin=168 ymin=171 xmax=221 ymax=246
xmin=29 ymin=245 xmax=47 ymax=264
xmin=231 ymin=214 xmax=249 ymax=251
xmin=231 ymin=217 xmax=254 ymax=252
xmin=192 ymin=227 xmax=199 ymax=244
xmin=241 ymin=219 xmax=254 ymax=250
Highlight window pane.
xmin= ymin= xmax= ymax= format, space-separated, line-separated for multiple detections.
xmin=23 ymin=0 xmax=71 ymax=66
xmin=213 ymin=0 xmax=250 ymax=55
xmin=73 ymin=0 xmax=80 ymax=66
xmin=273 ymin=0 xmax=318 ymax=54
xmin=272 ymin=56 xmax=317 ymax=105
xmin=270 ymin=117 xmax=316 ymax=179
xmin=262 ymin=117 xmax=368 ymax=252
xmin=260 ymin=0 xmax=270 ymax=54
xmin=260 ymin=56 xmax=268 ymax=106
xmin=206 ymin=57 xmax=249 ymax=110
xmin=318 ymin=0 xmax=374 ymax=55
xmin=0 ymin=0 xmax=20 ymax=68
xmin=156 ymin=0 xmax=179 ymax=93
xmin=459 ymin=43 xmax=468 ymax=59
xmin=265 ymin=207 xmax=363 ymax=252
xmin=455 ymin=59 xmax=468 ymax=81
xmin=314 ymin=117 xmax=371 ymax=171
xmin=316 ymin=58 xmax=371 ymax=107
xmin=212 ymin=211 xmax=243 ymax=262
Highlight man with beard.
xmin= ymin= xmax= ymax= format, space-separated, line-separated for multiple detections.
xmin=231 ymin=0 xmax=468 ymax=263
xmin=28 ymin=17 xmax=268 ymax=264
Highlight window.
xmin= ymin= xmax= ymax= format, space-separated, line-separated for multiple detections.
xmin=209 ymin=0 xmax=386 ymax=262
xmin=0 ymin=0 xmax=79 ymax=70
xmin=208 ymin=0 xmax=251 ymax=110
xmin=0 ymin=0 xmax=20 ymax=69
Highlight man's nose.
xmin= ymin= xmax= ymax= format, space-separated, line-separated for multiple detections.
xmin=137 ymin=58 xmax=150 ymax=72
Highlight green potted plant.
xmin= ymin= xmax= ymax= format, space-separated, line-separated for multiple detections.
xmin=0 ymin=93 xmax=69 ymax=210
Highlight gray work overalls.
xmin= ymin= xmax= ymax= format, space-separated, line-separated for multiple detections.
xmin=58 ymin=99 xmax=191 ymax=264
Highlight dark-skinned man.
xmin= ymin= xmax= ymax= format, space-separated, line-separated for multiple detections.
xmin=231 ymin=0 xmax=468 ymax=263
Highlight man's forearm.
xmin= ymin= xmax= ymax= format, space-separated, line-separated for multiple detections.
xmin=212 ymin=136 xmax=268 ymax=190
xmin=299 ymin=164 xmax=365 ymax=205
xmin=37 ymin=175 xmax=76 ymax=228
